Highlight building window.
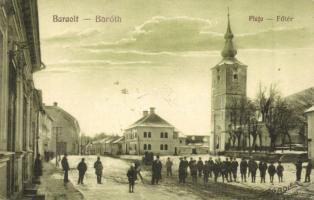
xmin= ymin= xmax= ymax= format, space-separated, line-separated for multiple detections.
xmin=148 ymin=132 xmax=151 ymax=138
xmin=160 ymin=144 xmax=163 ymax=150
xmin=148 ymin=144 xmax=151 ymax=150
xmin=144 ymin=144 xmax=147 ymax=150
xmin=233 ymin=74 xmax=238 ymax=80
xmin=180 ymin=140 xmax=182 ymax=144
xmin=160 ymin=132 xmax=164 ymax=138
xmin=165 ymin=132 xmax=168 ymax=138
xmin=144 ymin=132 xmax=147 ymax=138
xmin=164 ymin=144 xmax=168 ymax=150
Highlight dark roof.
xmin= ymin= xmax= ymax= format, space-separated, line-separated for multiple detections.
xmin=127 ymin=112 xmax=174 ymax=129
xmin=45 ymin=105 xmax=80 ymax=132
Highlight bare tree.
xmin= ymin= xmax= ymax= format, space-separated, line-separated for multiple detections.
xmin=256 ymin=84 xmax=294 ymax=151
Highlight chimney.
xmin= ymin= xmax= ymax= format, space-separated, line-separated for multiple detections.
xmin=150 ymin=107 xmax=155 ymax=114
xmin=53 ymin=102 xmax=58 ymax=106
xmin=143 ymin=110 xmax=149 ymax=117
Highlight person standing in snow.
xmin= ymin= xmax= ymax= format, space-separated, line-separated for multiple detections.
xmin=94 ymin=156 xmax=103 ymax=184
xmin=127 ymin=164 xmax=137 ymax=193
xmin=231 ymin=157 xmax=239 ymax=182
xmin=276 ymin=161 xmax=284 ymax=183
xmin=203 ymin=161 xmax=209 ymax=185
xmin=197 ymin=157 xmax=204 ymax=177
xmin=305 ymin=159 xmax=312 ymax=183
xmin=258 ymin=161 xmax=267 ymax=183
xmin=77 ymin=158 xmax=87 ymax=185
xmin=151 ymin=155 xmax=162 ymax=184
xmin=268 ymin=162 xmax=276 ymax=184
xmin=61 ymin=154 xmax=70 ymax=184
xmin=166 ymin=157 xmax=173 ymax=177
xmin=240 ymin=158 xmax=248 ymax=182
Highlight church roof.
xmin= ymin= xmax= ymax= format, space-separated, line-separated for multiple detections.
xmin=221 ymin=9 xmax=237 ymax=59
xmin=127 ymin=109 xmax=174 ymax=129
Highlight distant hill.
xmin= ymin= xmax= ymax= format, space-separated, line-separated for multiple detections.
xmin=286 ymin=87 xmax=314 ymax=113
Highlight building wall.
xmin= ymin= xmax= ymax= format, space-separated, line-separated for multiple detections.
xmin=0 ymin=1 xmax=42 ymax=198
xmin=46 ymin=105 xmax=80 ymax=155
xmin=210 ymin=63 xmax=247 ymax=152
xmin=125 ymin=126 xmax=177 ymax=155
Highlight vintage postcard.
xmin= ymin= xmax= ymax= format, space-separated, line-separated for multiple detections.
xmin=0 ymin=0 xmax=314 ymax=199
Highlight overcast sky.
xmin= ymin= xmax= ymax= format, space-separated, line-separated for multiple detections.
xmin=34 ymin=0 xmax=314 ymax=136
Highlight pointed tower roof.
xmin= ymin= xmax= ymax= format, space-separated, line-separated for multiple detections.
xmin=221 ymin=8 xmax=237 ymax=59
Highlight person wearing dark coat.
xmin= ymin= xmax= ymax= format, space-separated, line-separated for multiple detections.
xmin=197 ymin=157 xmax=204 ymax=177
xmin=249 ymin=159 xmax=258 ymax=183
xmin=203 ymin=161 xmax=209 ymax=185
xmin=94 ymin=156 xmax=103 ymax=184
xmin=226 ymin=158 xmax=232 ymax=182
xmin=183 ymin=157 xmax=189 ymax=178
xmin=77 ymin=158 xmax=87 ymax=184
xmin=151 ymin=155 xmax=162 ymax=185
xmin=295 ymin=159 xmax=303 ymax=182
xmin=178 ymin=158 xmax=186 ymax=183
xmin=213 ymin=160 xmax=220 ymax=183
xmin=268 ymin=162 xmax=276 ymax=184
xmin=208 ymin=157 xmax=214 ymax=178
xmin=231 ymin=157 xmax=239 ymax=182
xmin=240 ymin=158 xmax=248 ymax=182
xmin=305 ymin=159 xmax=312 ymax=183
xmin=34 ymin=154 xmax=43 ymax=183
xmin=221 ymin=160 xmax=228 ymax=183
xmin=188 ymin=157 xmax=194 ymax=176
xmin=276 ymin=161 xmax=284 ymax=183
xmin=190 ymin=160 xmax=198 ymax=184
xmin=61 ymin=154 xmax=70 ymax=184
xmin=127 ymin=165 xmax=137 ymax=193
xmin=259 ymin=161 xmax=267 ymax=183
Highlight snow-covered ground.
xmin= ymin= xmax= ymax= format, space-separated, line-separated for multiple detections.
xmin=54 ymin=155 xmax=203 ymax=200
xmin=120 ymin=154 xmax=314 ymax=195
xmin=50 ymin=155 xmax=314 ymax=199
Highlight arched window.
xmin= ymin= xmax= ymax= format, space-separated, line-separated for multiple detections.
xmin=144 ymin=132 xmax=147 ymax=138
xmin=148 ymin=144 xmax=151 ymax=150
xmin=160 ymin=132 xmax=164 ymax=138
xmin=160 ymin=144 xmax=163 ymax=150
xmin=165 ymin=144 xmax=168 ymax=150
xmin=144 ymin=144 xmax=147 ymax=150
xmin=165 ymin=132 xmax=168 ymax=138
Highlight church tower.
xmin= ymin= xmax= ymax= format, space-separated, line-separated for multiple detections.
xmin=210 ymin=11 xmax=247 ymax=153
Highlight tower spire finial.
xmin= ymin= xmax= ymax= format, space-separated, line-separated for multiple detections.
xmin=221 ymin=7 xmax=237 ymax=59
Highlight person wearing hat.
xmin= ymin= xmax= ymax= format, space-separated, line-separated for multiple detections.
xmin=268 ymin=162 xmax=276 ymax=184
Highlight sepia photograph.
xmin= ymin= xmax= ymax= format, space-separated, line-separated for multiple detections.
xmin=0 ymin=0 xmax=314 ymax=199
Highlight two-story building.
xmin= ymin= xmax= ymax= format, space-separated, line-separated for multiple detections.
xmin=124 ymin=107 xmax=180 ymax=155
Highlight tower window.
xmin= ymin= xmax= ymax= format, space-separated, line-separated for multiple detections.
xmin=165 ymin=132 xmax=168 ymax=138
xmin=160 ymin=132 xmax=164 ymax=138
xmin=144 ymin=132 xmax=147 ymax=138
xmin=148 ymin=132 xmax=151 ymax=138
xmin=160 ymin=144 xmax=164 ymax=150
xmin=144 ymin=144 xmax=147 ymax=150
xmin=233 ymin=74 xmax=238 ymax=80
xmin=148 ymin=144 xmax=152 ymax=150
xmin=165 ymin=144 xmax=168 ymax=150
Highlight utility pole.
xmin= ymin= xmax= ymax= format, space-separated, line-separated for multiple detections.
xmin=55 ymin=127 xmax=62 ymax=167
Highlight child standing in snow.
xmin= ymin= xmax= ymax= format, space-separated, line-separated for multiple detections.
xmin=127 ymin=164 xmax=137 ymax=193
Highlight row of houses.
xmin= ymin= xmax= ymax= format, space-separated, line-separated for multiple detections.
xmin=0 ymin=1 xmax=81 ymax=199
xmin=85 ymin=108 xmax=210 ymax=156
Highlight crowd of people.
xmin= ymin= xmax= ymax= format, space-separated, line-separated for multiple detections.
xmin=33 ymin=153 xmax=313 ymax=194
xmin=152 ymin=156 xmax=313 ymax=186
